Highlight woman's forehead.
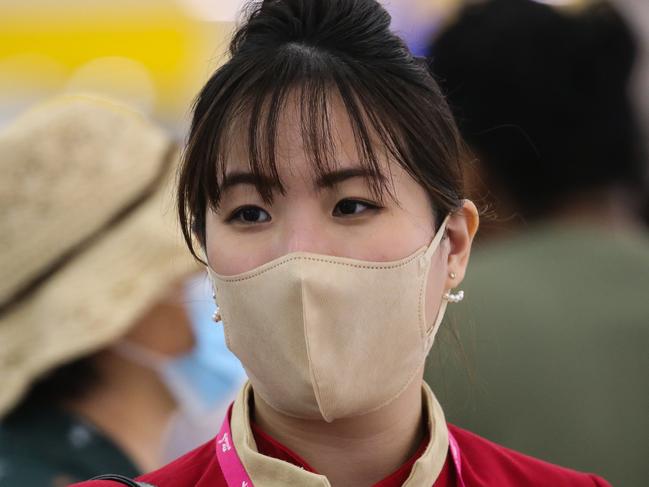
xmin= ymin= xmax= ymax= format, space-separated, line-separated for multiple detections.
xmin=225 ymin=94 xmax=360 ymax=157
xmin=223 ymin=144 xmax=383 ymax=184
xmin=221 ymin=96 xmax=395 ymax=184
xmin=203 ymin=81 xmax=428 ymax=208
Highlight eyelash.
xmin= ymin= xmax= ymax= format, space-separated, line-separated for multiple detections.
xmin=225 ymin=198 xmax=383 ymax=225
xmin=226 ymin=206 xmax=271 ymax=224
xmin=332 ymin=198 xmax=382 ymax=217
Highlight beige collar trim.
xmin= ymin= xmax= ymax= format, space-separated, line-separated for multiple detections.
xmin=230 ymin=381 xmax=449 ymax=487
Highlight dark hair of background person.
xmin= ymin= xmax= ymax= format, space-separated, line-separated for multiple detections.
xmin=427 ymin=0 xmax=647 ymax=222
xmin=4 ymin=355 xmax=101 ymax=420
xmin=178 ymin=0 xmax=470 ymax=260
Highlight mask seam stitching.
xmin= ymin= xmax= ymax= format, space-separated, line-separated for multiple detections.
xmin=300 ymin=265 xmax=327 ymax=421
xmin=210 ymin=216 xmax=450 ymax=284
xmin=422 ymin=217 xmax=449 ymax=340
xmin=212 ymin=252 xmax=423 ymax=283
xmin=418 ymin=265 xmax=428 ymax=341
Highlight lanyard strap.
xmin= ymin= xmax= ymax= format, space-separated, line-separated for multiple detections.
xmin=215 ymin=405 xmax=254 ymax=487
xmin=448 ymin=431 xmax=466 ymax=487
xmin=215 ymin=405 xmax=466 ymax=487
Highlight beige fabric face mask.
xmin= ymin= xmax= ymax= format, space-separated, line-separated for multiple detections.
xmin=207 ymin=215 xmax=450 ymax=422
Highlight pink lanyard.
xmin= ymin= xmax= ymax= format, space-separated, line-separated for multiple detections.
xmin=448 ymin=430 xmax=466 ymax=487
xmin=215 ymin=405 xmax=466 ymax=487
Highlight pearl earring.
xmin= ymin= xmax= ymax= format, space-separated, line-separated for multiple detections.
xmin=443 ymin=289 xmax=465 ymax=303
xmin=449 ymin=271 xmax=457 ymax=280
xmin=211 ymin=290 xmax=221 ymax=323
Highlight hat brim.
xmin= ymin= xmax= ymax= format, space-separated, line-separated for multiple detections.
xmin=0 ymin=161 xmax=200 ymax=417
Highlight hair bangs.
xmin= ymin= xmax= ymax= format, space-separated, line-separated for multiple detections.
xmin=203 ymin=54 xmax=411 ymax=210
xmin=179 ymin=0 xmax=467 ymax=263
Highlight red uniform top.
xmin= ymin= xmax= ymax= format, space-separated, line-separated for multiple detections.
xmin=249 ymin=421 xmax=439 ymax=487
xmin=70 ymin=423 xmax=610 ymax=487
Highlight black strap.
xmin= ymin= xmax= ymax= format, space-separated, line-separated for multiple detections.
xmin=90 ymin=474 xmax=156 ymax=487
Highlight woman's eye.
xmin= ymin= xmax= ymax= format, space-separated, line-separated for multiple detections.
xmin=333 ymin=199 xmax=379 ymax=217
xmin=228 ymin=206 xmax=271 ymax=224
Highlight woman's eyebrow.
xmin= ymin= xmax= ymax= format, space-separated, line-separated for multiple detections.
xmin=221 ymin=171 xmax=280 ymax=191
xmin=316 ymin=168 xmax=384 ymax=189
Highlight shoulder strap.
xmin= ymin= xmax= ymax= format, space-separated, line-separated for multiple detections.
xmin=90 ymin=474 xmax=156 ymax=487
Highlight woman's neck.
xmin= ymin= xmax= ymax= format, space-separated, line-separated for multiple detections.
xmin=252 ymin=373 xmax=427 ymax=487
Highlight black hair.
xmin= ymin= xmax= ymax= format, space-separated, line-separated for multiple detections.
xmin=4 ymin=354 xmax=101 ymax=419
xmin=178 ymin=0 xmax=468 ymax=260
xmin=428 ymin=0 xmax=645 ymax=219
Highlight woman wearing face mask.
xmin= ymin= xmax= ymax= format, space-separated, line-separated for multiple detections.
xmin=0 ymin=95 xmax=245 ymax=486
xmin=75 ymin=1 xmax=612 ymax=486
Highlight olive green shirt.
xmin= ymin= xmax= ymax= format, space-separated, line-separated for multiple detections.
xmin=0 ymin=403 xmax=139 ymax=486
xmin=426 ymin=223 xmax=649 ymax=487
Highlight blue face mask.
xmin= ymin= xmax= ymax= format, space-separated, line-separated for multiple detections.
xmin=163 ymin=275 xmax=247 ymax=414
xmin=113 ymin=274 xmax=247 ymax=460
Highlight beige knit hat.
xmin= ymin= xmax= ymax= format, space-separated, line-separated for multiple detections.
xmin=0 ymin=94 xmax=199 ymax=417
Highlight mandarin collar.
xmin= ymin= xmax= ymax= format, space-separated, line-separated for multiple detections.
xmin=230 ymin=381 xmax=449 ymax=486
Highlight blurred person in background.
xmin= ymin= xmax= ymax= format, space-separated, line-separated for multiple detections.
xmin=424 ymin=0 xmax=649 ymax=485
xmin=0 ymin=95 xmax=246 ymax=486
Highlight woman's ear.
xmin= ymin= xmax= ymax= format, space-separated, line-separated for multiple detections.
xmin=445 ymin=200 xmax=479 ymax=289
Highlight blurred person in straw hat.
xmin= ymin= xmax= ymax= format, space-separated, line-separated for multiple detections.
xmin=0 ymin=95 xmax=246 ymax=486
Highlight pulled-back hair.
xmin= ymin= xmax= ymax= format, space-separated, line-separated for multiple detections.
xmin=178 ymin=0 xmax=468 ymax=260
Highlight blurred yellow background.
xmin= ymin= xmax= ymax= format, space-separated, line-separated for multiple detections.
xmin=0 ymin=0 xmax=242 ymax=133
xmin=1 ymin=0 xmax=645 ymax=136
xmin=0 ymin=0 xmax=463 ymax=133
